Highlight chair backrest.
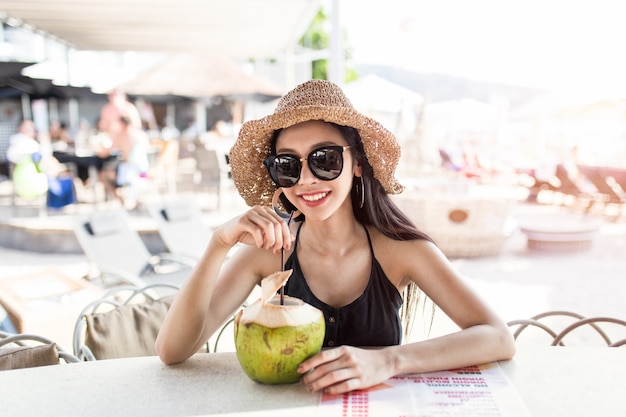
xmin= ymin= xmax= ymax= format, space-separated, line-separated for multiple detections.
xmin=191 ymin=145 xmax=231 ymax=209
xmin=72 ymin=208 xmax=153 ymax=281
xmin=146 ymin=197 xmax=212 ymax=260
xmin=73 ymin=284 xmax=180 ymax=361
xmin=193 ymin=147 xmax=221 ymax=180
xmin=508 ymin=311 xmax=626 ymax=347
xmin=1 ymin=331 xmax=79 ymax=370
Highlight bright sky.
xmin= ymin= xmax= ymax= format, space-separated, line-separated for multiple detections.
xmin=337 ymin=0 xmax=626 ymax=98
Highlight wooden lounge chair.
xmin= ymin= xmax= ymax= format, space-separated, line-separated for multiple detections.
xmin=604 ymin=166 xmax=626 ymax=195
xmin=577 ymin=165 xmax=624 ymax=204
xmin=548 ymin=164 xmax=601 ymax=212
xmin=575 ymin=165 xmax=626 ymax=220
xmin=554 ymin=164 xmax=586 ymax=197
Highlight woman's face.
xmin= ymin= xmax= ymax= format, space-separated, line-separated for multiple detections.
xmin=274 ymin=120 xmax=360 ymax=221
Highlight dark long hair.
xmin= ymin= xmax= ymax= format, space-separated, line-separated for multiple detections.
xmin=271 ymin=123 xmax=434 ymax=340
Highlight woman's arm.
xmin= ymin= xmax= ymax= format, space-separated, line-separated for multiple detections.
xmin=155 ymin=206 xmax=294 ymax=364
xmin=298 ymin=239 xmax=515 ymax=394
xmin=156 ymin=232 xmax=238 ymax=364
xmin=390 ymin=239 xmax=515 ymax=372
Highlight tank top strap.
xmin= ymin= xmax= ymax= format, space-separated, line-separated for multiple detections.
xmin=284 ymin=222 xmax=305 ymax=270
xmin=293 ymin=222 xmax=305 ymax=249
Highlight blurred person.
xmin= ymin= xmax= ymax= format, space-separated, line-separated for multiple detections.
xmin=49 ymin=120 xmax=94 ymax=186
xmin=7 ymin=120 xmax=62 ymax=176
xmin=49 ymin=120 xmax=73 ymax=152
xmin=7 ymin=119 xmax=41 ymax=164
xmin=98 ymin=89 xmax=145 ymax=195
xmin=7 ymin=119 xmax=75 ymax=206
xmin=102 ymin=116 xmax=150 ymax=207
xmin=99 ymin=89 xmax=142 ymax=137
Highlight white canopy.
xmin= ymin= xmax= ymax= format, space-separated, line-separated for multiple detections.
xmin=0 ymin=0 xmax=321 ymax=59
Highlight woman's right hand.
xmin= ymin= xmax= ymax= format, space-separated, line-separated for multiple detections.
xmin=216 ymin=206 xmax=294 ymax=255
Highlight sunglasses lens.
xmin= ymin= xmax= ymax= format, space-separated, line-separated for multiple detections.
xmin=309 ymin=148 xmax=343 ymax=180
xmin=268 ymin=155 xmax=300 ymax=187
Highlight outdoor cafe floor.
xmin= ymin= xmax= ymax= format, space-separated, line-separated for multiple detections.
xmin=1 ymin=188 xmax=625 ymax=352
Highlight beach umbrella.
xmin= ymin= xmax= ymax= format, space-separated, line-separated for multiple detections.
xmin=116 ymin=53 xmax=284 ymax=102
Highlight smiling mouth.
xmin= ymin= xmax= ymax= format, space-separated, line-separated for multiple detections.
xmin=301 ymin=192 xmax=328 ymax=202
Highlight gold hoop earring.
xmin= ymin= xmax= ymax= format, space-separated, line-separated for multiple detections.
xmin=272 ymin=189 xmax=301 ymax=219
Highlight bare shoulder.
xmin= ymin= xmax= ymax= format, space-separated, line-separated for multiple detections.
xmin=366 ymin=226 xmax=452 ymax=287
xmin=367 ymin=226 xmax=441 ymax=259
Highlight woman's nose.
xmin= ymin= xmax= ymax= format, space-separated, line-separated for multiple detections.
xmin=298 ymin=159 xmax=317 ymax=184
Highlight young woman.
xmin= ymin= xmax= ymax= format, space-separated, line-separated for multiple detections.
xmin=156 ymin=80 xmax=515 ymax=394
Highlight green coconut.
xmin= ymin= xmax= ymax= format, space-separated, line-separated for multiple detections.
xmin=234 ymin=271 xmax=325 ymax=385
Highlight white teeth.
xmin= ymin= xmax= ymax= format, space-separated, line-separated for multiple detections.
xmin=301 ymin=192 xmax=327 ymax=202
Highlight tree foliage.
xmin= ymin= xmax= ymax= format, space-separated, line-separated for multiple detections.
xmin=299 ymin=7 xmax=358 ymax=82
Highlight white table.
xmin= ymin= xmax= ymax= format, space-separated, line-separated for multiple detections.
xmin=1 ymin=347 xmax=625 ymax=417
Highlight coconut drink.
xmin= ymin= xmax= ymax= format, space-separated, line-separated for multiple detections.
xmin=234 ymin=270 xmax=325 ymax=384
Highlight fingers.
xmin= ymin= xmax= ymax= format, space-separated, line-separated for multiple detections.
xmin=306 ymin=368 xmax=360 ymax=395
xmin=244 ymin=206 xmax=294 ymax=253
xmin=298 ymin=347 xmax=364 ymax=394
xmin=297 ymin=347 xmax=341 ymax=374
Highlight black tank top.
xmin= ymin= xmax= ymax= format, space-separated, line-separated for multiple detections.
xmin=283 ymin=223 xmax=403 ymax=348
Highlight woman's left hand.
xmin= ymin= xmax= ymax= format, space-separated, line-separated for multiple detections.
xmin=297 ymin=346 xmax=393 ymax=394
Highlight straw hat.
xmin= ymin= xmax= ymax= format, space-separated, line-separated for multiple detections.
xmin=229 ymin=79 xmax=404 ymax=207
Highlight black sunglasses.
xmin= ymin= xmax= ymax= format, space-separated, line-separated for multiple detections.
xmin=264 ymin=145 xmax=351 ymax=188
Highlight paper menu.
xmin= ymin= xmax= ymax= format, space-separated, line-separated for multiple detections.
xmin=319 ymin=362 xmax=530 ymax=417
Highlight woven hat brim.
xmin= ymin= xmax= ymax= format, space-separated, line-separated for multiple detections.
xmin=230 ymin=105 xmax=404 ymax=207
